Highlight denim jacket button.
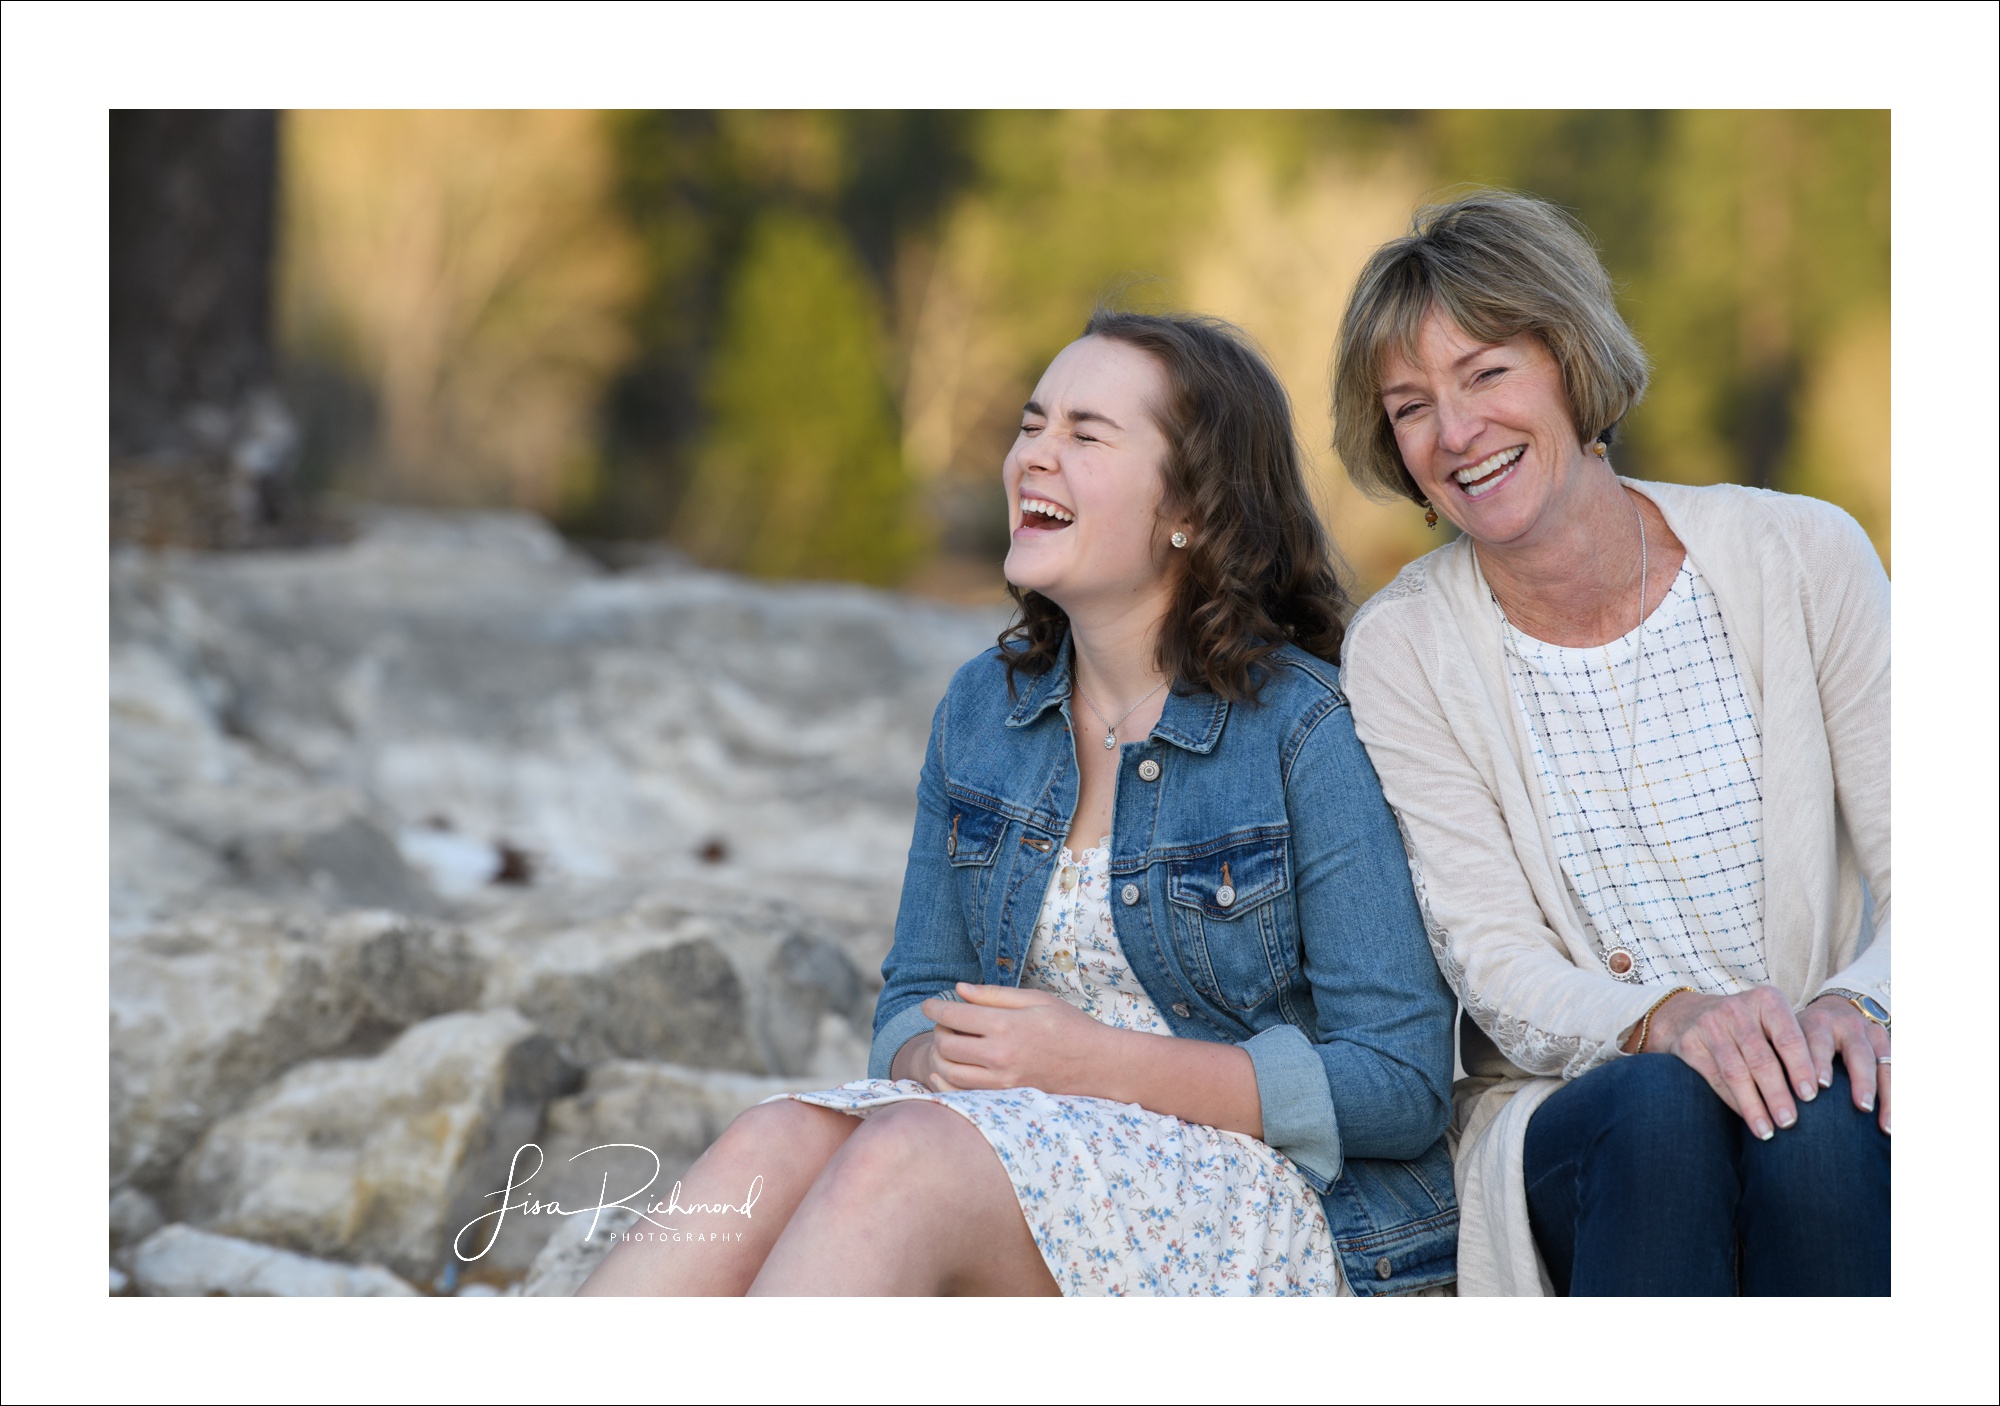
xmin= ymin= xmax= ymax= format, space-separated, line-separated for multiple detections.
xmin=1120 ymin=883 xmax=1140 ymax=906
xmin=1137 ymin=759 xmax=1161 ymax=782
xmin=1170 ymin=1002 xmax=1191 ymax=1018
xmin=1215 ymin=884 xmax=1235 ymax=908
xmin=1375 ymin=1257 xmax=1393 ymax=1280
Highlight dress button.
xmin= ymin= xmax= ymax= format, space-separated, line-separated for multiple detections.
xmin=1171 ymin=1002 xmax=1191 ymax=1018
xmin=1375 ymin=1256 xmax=1393 ymax=1280
xmin=946 ymin=834 xmax=957 ymax=857
xmin=1215 ymin=884 xmax=1235 ymax=908
xmin=1120 ymin=883 xmax=1140 ymax=906
xmin=1137 ymin=759 xmax=1161 ymax=782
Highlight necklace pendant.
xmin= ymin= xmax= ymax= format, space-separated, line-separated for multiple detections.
xmin=1102 ymin=732 xmax=1117 ymax=749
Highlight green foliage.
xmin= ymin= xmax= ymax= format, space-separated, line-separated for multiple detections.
xmin=565 ymin=108 xmax=1889 ymax=582
xmin=676 ymin=212 xmax=920 ymax=584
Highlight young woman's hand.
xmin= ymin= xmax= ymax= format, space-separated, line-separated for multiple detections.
xmin=918 ymin=983 xmax=1112 ymax=1094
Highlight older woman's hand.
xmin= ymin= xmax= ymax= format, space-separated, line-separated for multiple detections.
xmin=919 ymin=983 xmax=1112 ymax=1094
xmin=1799 ymin=993 xmax=1891 ymax=1134
xmin=1639 ymin=987 xmax=1818 ymax=1140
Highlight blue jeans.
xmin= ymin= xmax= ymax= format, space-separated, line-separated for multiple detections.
xmin=1524 ymin=1053 xmax=1889 ymax=1295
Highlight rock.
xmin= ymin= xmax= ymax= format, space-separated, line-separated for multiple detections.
xmin=761 ymin=933 xmax=868 ymax=1076
xmin=109 ymin=509 xmax=1004 ymax=916
xmin=111 ymin=909 xmax=489 ymax=1194
xmin=111 ymin=910 xmax=362 ymax=1193
xmin=348 ymin=916 xmax=486 ymax=1030
xmin=177 ymin=1008 xmax=577 ymax=1283
xmin=468 ymin=1060 xmax=828 ymax=1282
xmin=521 ymin=1205 xmax=640 ymax=1298
xmin=517 ymin=939 xmax=757 ymax=1071
xmin=108 ymin=509 xmax=1000 ymax=1275
xmin=110 ymin=1187 xmax=166 ymax=1250
xmin=130 ymin=1224 xmax=419 ymax=1296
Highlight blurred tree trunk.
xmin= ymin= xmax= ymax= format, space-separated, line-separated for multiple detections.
xmin=111 ymin=110 xmax=301 ymax=547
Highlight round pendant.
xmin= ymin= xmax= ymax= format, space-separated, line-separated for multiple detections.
xmin=1102 ymin=733 xmax=1117 ymax=749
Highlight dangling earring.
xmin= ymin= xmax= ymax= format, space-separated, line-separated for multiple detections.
xmin=1592 ymin=439 xmax=1609 ymax=459
xmin=1170 ymin=531 xmax=1189 ymax=549
xmin=1421 ymin=502 xmax=1438 ymax=530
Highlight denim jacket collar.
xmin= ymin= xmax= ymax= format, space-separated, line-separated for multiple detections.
xmin=1002 ymin=636 xmax=1228 ymax=755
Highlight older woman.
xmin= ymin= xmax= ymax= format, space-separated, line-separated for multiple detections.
xmin=1331 ymin=193 xmax=1889 ymax=1296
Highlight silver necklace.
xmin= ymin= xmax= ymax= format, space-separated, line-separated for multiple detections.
xmin=1077 ymin=677 xmax=1168 ymax=750
xmin=1492 ymin=490 xmax=1650 ymax=781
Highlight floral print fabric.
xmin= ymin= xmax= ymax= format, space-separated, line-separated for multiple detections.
xmin=777 ymin=840 xmax=1345 ymax=1296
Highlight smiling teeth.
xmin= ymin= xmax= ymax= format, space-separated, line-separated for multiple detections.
xmin=1454 ymin=446 xmax=1523 ymax=486
xmin=1021 ymin=498 xmax=1074 ymax=523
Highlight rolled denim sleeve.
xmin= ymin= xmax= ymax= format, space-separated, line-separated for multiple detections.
xmin=1241 ymin=1023 xmax=1342 ymax=1184
xmin=867 ymin=687 xmax=984 ymax=1079
xmin=1278 ymin=695 xmax=1456 ymax=1166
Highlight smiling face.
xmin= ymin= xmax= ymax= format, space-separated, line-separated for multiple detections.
xmin=1379 ymin=307 xmax=1598 ymax=547
xmin=1002 ymin=336 xmax=1181 ymax=615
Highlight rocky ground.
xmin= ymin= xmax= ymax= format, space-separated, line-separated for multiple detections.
xmin=108 ymin=510 xmax=1006 ymax=1295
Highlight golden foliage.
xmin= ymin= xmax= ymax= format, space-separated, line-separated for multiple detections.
xmin=279 ymin=110 xmax=640 ymax=514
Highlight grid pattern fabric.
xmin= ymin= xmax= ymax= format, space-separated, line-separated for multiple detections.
xmin=1500 ymin=559 xmax=1769 ymax=993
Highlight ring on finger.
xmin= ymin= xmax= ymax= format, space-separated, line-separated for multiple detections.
xmin=1876 ymin=1055 xmax=1892 ymax=1066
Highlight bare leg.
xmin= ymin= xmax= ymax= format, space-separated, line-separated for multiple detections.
xmin=576 ymin=1099 xmax=858 ymax=1296
xmin=749 ymin=1100 xmax=1059 ymax=1296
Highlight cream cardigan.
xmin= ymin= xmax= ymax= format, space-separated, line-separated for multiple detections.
xmin=1340 ymin=479 xmax=1890 ymax=1297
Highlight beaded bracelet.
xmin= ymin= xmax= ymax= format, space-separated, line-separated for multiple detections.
xmin=1634 ymin=986 xmax=1695 ymax=1053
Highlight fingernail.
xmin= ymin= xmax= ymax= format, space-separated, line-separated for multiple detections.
xmin=1776 ymin=1110 xmax=1796 ymax=1129
xmin=1818 ymin=1070 xmax=1832 ymax=1088
xmin=1862 ymin=1096 xmax=1874 ymax=1112
xmin=1797 ymin=1081 xmax=1817 ymax=1101
xmin=1755 ymin=1121 xmax=1774 ymax=1141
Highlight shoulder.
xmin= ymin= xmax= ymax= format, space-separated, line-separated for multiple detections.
xmin=937 ymin=645 xmax=1030 ymax=726
xmin=1250 ymin=644 xmax=1374 ymax=783
xmin=1641 ymin=479 xmax=1880 ymax=572
xmin=1340 ymin=541 xmax=1471 ymax=700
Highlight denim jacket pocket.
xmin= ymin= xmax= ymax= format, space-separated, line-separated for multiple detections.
xmin=943 ymin=791 xmax=1008 ymax=868
xmin=1166 ymin=831 xmax=1296 ymax=1011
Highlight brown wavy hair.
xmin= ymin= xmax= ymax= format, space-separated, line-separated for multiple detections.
xmin=998 ymin=309 xmax=1353 ymax=703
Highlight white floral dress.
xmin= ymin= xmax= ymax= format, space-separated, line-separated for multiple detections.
xmin=775 ymin=839 xmax=1346 ymax=1296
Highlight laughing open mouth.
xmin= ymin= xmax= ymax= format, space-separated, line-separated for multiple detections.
xmin=1018 ymin=496 xmax=1075 ymax=530
xmin=1453 ymin=445 xmax=1523 ymax=498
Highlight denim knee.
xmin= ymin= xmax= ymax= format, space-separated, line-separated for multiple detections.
xmin=1529 ymin=1053 xmax=1736 ymax=1192
xmin=1742 ymin=1060 xmax=1890 ymax=1196
xmin=1584 ymin=1053 xmax=1733 ymax=1156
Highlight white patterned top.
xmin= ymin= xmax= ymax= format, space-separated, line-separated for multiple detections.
xmin=1019 ymin=836 xmax=1172 ymax=1034
xmin=1500 ymin=559 xmax=1769 ymax=993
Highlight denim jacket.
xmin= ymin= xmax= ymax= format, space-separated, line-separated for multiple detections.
xmin=869 ymin=639 xmax=1459 ymax=1295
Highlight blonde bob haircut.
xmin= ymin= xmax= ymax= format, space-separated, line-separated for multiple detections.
xmin=1333 ymin=191 xmax=1651 ymax=504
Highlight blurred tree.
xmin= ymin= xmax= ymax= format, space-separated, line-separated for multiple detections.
xmin=273 ymin=109 xmax=1888 ymax=589
xmin=677 ymin=212 xmax=919 ymax=583
xmin=583 ymin=111 xmax=974 ymax=570
xmin=111 ymin=110 xmax=300 ymax=547
xmin=279 ymin=110 xmax=639 ymax=516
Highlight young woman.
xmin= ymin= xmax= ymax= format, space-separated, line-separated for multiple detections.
xmin=1333 ymin=193 xmax=1890 ymax=1295
xmin=580 ymin=310 xmax=1457 ymax=1297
